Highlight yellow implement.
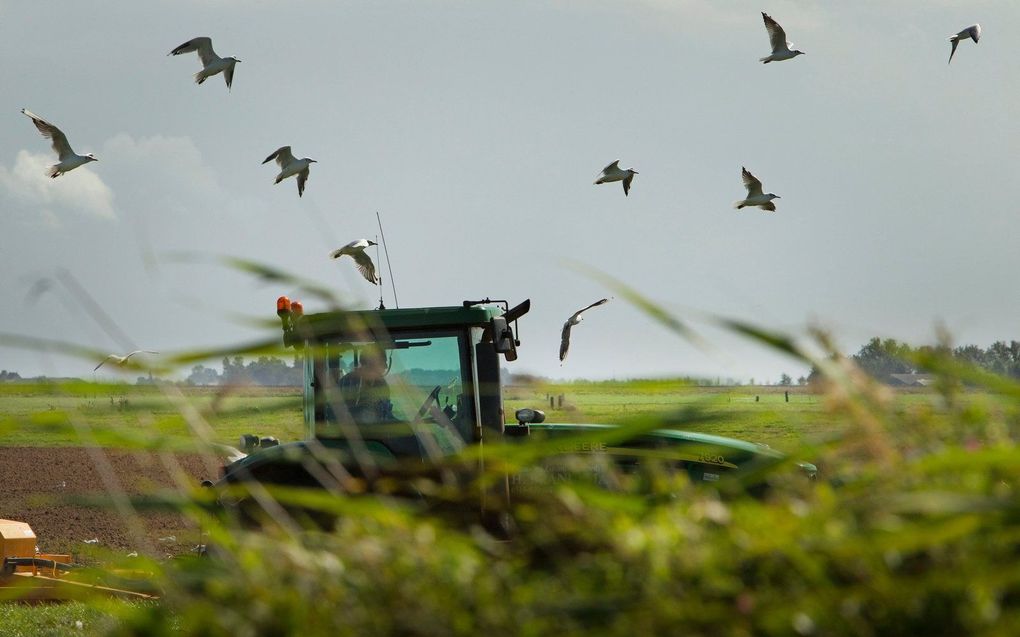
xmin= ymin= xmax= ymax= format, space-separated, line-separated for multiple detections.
xmin=1 ymin=518 xmax=157 ymax=602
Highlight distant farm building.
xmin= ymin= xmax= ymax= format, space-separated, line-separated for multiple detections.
xmin=889 ymin=373 xmax=937 ymax=387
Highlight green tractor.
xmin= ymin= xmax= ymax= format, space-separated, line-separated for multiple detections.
xmin=212 ymin=296 xmax=813 ymax=525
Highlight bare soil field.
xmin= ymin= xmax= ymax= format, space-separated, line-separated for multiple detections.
xmin=0 ymin=447 xmax=221 ymax=558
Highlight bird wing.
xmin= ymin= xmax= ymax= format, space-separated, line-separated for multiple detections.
xmin=623 ymin=173 xmax=634 ymax=196
xmin=742 ymin=167 xmax=764 ymax=197
xmin=969 ymin=24 xmax=981 ymax=42
xmin=762 ymin=13 xmax=789 ymax=52
xmin=601 ymin=159 xmax=620 ymax=174
xmin=351 ymin=250 xmax=379 ymax=284
xmin=94 ymin=355 xmax=117 ymax=371
xmin=22 ymin=109 xmax=74 ymax=160
xmin=125 ymin=350 xmax=159 ymax=359
xmin=570 ymin=298 xmax=610 ymax=323
xmin=297 ymin=167 xmax=309 ymax=197
xmin=948 ymin=38 xmax=960 ymax=64
xmin=224 ymin=62 xmax=235 ymax=90
xmin=760 ymin=201 xmax=776 ymax=212
xmin=263 ymin=146 xmax=294 ymax=167
xmin=170 ymin=37 xmax=217 ymax=66
xmin=559 ymin=321 xmax=573 ymax=362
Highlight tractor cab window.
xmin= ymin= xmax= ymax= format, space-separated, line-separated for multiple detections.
xmin=313 ymin=333 xmax=470 ymax=451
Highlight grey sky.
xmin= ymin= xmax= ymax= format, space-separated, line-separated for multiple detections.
xmin=1 ymin=1 xmax=1018 ymax=383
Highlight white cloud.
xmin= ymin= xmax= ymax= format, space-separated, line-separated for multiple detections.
xmin=0 ymin=150 xmax=115 ymax=221
xmin=102 ymin=133 xmax=218 ymax=191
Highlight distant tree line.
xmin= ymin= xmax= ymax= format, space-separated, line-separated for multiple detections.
xmin=186 ymin=356 xmax=304 ymax=387
xmin=809 ymin=338 xmax=1020 ymax=384
xmin=0 ymin=370 xmax=23 ymax=382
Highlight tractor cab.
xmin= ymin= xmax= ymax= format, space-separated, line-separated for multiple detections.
xmin=277 ymin=296 xmax=528 ymax=459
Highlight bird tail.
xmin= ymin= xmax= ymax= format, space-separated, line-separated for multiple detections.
xmin=759 ymin=56 xmax=772 ymax=64
xmin=48 ymin=165 xmax=61 ymax=179
xmin=734 ymin=201 xmax=746 ymax=209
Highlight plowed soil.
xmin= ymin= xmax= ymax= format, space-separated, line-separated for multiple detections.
xmin=0 ymin=447 xmax=222 ymax=558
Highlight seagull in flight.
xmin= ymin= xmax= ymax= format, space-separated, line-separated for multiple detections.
xmin=759 ymin=12 xmax=805 ymax=64
xmin=594 ymin=160 xmax=638 ymax=196
xmin=560 ymin=298 xmax=610 ymax=363
xmin=168 ymin=37 xmax=241 ymax=90
xmin=734 ymin=167 xmax=780 ymax=212
xmin=262 ymin=146 xmax=317 ymax=197
xmin=94 ymin=350 xmax=159 ymax=372
xmin=330 ymin=239 xmax=379 ymax=285
xmin=948 ymin=24 xmax=981 ymax=64
xmin=21 ymin=109 xmax=98 ymax=178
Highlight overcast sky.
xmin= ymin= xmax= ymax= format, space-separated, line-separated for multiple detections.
xmin=1 ymin=1 xmax=1018 ymax=383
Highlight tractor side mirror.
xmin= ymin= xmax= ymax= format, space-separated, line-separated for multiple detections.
xmin=490 ymin=316 xmax=518 ymax=362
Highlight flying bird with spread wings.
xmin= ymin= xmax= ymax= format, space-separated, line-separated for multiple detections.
xmin=330 ymin=239 xmax=380 ymax=285
xmin=948 ymin=24 xmax=981 ymax=64
xmin=168 ymin=37 xmax=241 ymax=90
xmin=594 ymin=160 xmax=638 ymax=196
xmin=759 ymin=12 xmax=805 ymax=64
xmin=262 ymin=146 xmax=317 ymax=197
xmin=560 ymin=298 xmax=610 ymax=363
xmin=94 ymin=350 xmax=159 ymax=372
xmin=734 ymin=167 xmax=781 ymax=212
xmin=21 ymin=109 xmax=98 ymax=178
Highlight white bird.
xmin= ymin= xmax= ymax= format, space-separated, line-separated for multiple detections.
xmin=330 ymin=240 xmax=379 ymax=285
xmin=594 ymin=160 xmax=638 ymax=196
xmin=20 ymin=109 xmax=98 ymax=178
xmin=94 ymin=350 xmax=159 ymax=372
xmin=262 ymin=146 xmax=317 ymax=197
xmin=948 ymin=24 xmax=981 ymax=64
xmin=734 ymin=167 xmax=780 ymax=212
xmin=759 ymin=12 xmax=805 ymax=64
xmin=560 ymin=298 xmax=610 ymax=363
xmin=168 ymin=37 xmax=241 ymax=90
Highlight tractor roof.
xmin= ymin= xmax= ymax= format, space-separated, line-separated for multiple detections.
xmin=295 ymin=303 xmax=505 ymax=340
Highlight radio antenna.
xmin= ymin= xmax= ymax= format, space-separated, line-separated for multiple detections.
xmin=374 ymin=233 xmax=385 ymax=310
xmin=376 ymin=211 xmax=399 ymax=309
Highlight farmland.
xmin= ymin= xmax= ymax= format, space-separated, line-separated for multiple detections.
xmin=4 ymin=377 xmax=1019 ymax=637
xmin=2 ymin=377 xmax=984 ymax=454
xmin=1 ymin=380 xmax=845 ymax=452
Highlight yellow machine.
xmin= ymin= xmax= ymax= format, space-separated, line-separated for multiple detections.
xmin=1 ymin=518 xmax=155 ymax=602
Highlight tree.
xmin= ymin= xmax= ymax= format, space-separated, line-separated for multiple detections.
xmin=187 ymin=365 xmax=220 ymax=386
xmin=851 ymin=338 xmax=915 ymax=383
xmin=779 ymin=373 xmax=792 ymax=386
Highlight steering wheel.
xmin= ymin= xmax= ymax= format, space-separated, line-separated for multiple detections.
xmin=414 ymin=385 xmax=442 ymax=421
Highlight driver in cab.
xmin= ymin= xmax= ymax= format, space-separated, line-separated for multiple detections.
xmin=338 ymin=346 xmax=394 ymax=424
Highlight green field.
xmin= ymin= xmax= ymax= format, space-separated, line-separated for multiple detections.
xmin=0 ymin=379 xmax=975 ymax=453
xmin=0 ymin=382 xmax=305 ymax=452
